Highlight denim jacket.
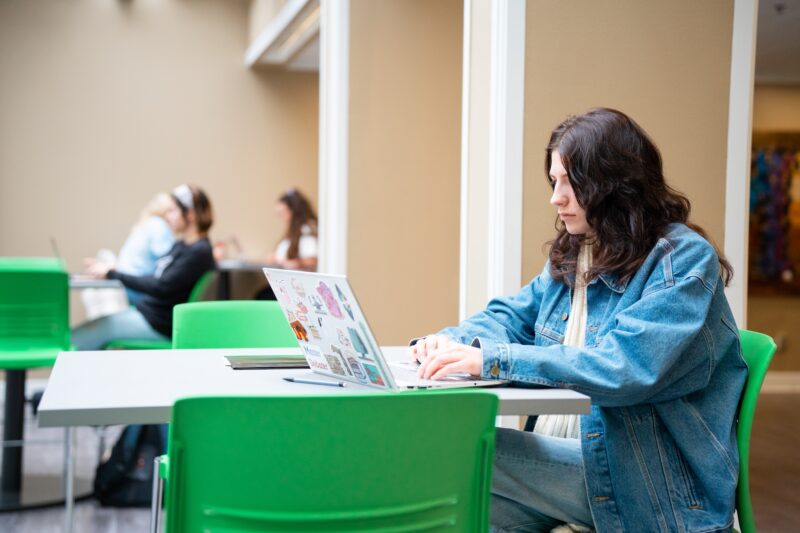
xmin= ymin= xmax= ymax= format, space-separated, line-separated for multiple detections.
xmin=440 ymin=224 xmax=747 ymax=533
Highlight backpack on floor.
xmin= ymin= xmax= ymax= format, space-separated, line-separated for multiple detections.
xmin=93 ymin=424 xmax=168 ymax=507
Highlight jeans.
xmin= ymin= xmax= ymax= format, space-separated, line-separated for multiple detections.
xmin=72 ymin=307 xmax=168 ymax=351
xmin=491 ymin=428 xmax=594 ymax=532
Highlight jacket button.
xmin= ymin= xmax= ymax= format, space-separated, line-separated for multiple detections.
xmin=561 ymin=313 xmax=568 ymax=321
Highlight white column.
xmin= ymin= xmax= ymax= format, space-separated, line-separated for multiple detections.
xmin=318 ymin=0 xmax=349 ymax=274
xmin=724 ymin=0 xmax=759 ymax=328
xmin=487 ymin=0 xmax=525 ymax=300
xmin=461 ymin=0 xmax=526 ymax=429
xmin=460 ymin=0 xmax=526 ymax=321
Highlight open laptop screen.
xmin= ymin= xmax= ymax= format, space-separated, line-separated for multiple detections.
xmin=263 ymin=268 xmax=396 ymax=390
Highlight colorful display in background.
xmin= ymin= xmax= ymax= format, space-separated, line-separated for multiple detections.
xmin=750 ymin=145 xmax=800 ymax=284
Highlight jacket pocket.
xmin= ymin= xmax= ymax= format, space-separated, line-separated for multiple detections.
xmin=673 ymin=449 xmax=702 ymax=509
xmin=534 ymin=323 xmax=563 ymax=346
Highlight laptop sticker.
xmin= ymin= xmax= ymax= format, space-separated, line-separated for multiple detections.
xmin=324 ymin=351 xmax=349 ymax=376
xmin=358 ymin=322 xmax=381 ymax=360
xmin=277 ymin=279 xmax=292 ymax=303
xmin=295 ymin=301 xmax=310 ymax=323
xmin=290 ymin=320 xmax=309 ymax=342
xmin=362 ymin=363 xmax=386 ymax=386
xmin=336 ymin=284 xmax=355 ymax=320
xmin=291 ymin=278 xmax=307 ymax=299
xmin=344 ymin=350 xmax=367 ymax=381
xmin=337 ymin=329 xmax=353 ymax=349
xmin=309 ymin=294 xmax=327 ymax=315
xmin=307 ymin=324 xmax=322 ymax=340
xmin=303 ymin=344 xmax=330 ymax=371
xmin=347 ymin=327 xmax=370 ymax=358
xmin=316 ymin=281 xmax=343 ymax=318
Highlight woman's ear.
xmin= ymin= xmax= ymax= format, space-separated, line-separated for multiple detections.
xmin=185 ymin=209 xmax=197 ymax=226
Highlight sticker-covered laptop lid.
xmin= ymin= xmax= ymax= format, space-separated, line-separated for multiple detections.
xmin=263 ymin=268 xmax=397 ymax=390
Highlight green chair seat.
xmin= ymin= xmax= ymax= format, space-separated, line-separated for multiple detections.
xmin=0 ymin=345 xmax=74 ymax=370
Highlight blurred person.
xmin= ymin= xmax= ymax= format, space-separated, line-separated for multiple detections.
xmin=266 ymin=188 xmax=318 ymax=271
xmin=116 ymin=192 xmax=176 ymax=304
xmin=256 ymin=188 xmax=318 ymax=300
xmin=83 ymin=193 xmax=176 ymax=315
xmin=73 ymin=185 xmax=215 ymax=349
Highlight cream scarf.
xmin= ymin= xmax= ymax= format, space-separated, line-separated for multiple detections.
xmin=534 ymin=243 xmax=591 ymax=439
xmin=535 ymin=244 xmax=594 ymax=533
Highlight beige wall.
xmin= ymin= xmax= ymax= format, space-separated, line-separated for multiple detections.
xmin=522 ymin=0 xmax=734 ymax=280
xmin=0 ymin=0 xmax=318 ymax=293
xmin=348 ymin=0 xmax=462 ymax=344
xmin=753 ymin=84 xmax=800 ymax=131
xmin=249 ymin=0 xmax=290 ymax=44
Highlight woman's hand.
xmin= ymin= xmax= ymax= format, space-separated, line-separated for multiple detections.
xmin=409 ymin=335 xmax=483 ymax=380
xmin=84 ymin=258 xmax=111 ymax=279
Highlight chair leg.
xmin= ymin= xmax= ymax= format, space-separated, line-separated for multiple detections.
xmin=95 ymin=426 xmax=107 ymax=463
xmin=63 ymin=427 xmax=75 ymax=533
xmin=150 ymin=457 xmax=164 ymax=533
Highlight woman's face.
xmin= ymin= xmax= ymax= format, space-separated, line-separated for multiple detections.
xmin=276 ymin=201 xmax=292 ymax=228
xmin=549 ymin=150 xmax=591 ymax=235
xmin=164 ymin=198 xmax=188 ymax=234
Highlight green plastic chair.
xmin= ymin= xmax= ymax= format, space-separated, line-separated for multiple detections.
xmin=0 ymin=257 xmax=72 ymax=498
xmin=152 ymin=391 xmax=498 ymax=533
xmin=735 ymin=329 xmax=776 ymax=533
xmin=105 ymin=270 xmax=216 ymax=350
xmin=171 ymin=300 xmax=298 ymax=349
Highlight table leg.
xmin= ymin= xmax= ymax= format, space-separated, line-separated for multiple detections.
xmin=496 ymin=416 xmax=521 ymax=429
xmin=1 ymin=369 xmax=26 ymax=496
xmin=217 ymin=270 xmax=231 ymax=300
xmin=63 ymin=427 xmax=75 ymax=533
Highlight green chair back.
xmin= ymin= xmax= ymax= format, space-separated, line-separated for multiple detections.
xmin=163 ymin=392 xmax=498 ymax=533
xmin=186 ymin=270 xmax=215 ymax=303
xmin=105 ymin=270 xmax=215 ymax=350
xmin=0 ymin=258 xmax=70 ymax=368
xmin=736 ymin=329 xmax=776 ymax=533
xmin=172 ymin=300 xmax=298 ymax=349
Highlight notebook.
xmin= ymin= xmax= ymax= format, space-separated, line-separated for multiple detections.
xmin=262 ymin=268 xmax=507 ymax=390
xmin=224 ymin=354 xmax=308 ymax=370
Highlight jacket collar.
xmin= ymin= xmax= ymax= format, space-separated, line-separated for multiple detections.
xmin=590 ymin=272 xmax=628 ymax=293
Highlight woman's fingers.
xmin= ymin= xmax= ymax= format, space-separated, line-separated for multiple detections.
xmin=430 ymin=360 xmax=471 ymax=380
xmin=419 ymin=349 xmax=462 ymax=379
xmin=418 ymin=342 xmax=482 ymax=379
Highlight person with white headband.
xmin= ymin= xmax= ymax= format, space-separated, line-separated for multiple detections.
xmin=74 ymin=184 xmax=216 ymax=349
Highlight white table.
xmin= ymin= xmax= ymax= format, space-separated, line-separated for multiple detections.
xmin=39 ymin=346 xmax=590 ymax=531
xmin=68 ymin=276 xmax=123 ymax=290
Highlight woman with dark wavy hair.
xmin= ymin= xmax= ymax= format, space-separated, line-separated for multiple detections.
xmin=410 ymin=108 xmax=746 ymax=532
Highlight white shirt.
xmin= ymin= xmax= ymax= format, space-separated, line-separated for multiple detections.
xmin=274 ymin=224 xmax=318 ymax=262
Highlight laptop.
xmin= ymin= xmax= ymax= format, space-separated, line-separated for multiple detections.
xmin=263 ymin=268 xmax=507 ymax=390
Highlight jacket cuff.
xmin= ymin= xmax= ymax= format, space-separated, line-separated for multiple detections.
xmin=408 ymin=336 xmax=425 ymax=347
xmin=472 ymin=337 xmax=510 ymax=380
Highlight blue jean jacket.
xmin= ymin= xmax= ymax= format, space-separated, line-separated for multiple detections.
xmin=440 ymin=224 xmax=747 ymax=533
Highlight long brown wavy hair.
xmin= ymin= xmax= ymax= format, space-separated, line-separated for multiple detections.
xmin=546 ymin=108 xmax=732 ymax=287
xmin=279 ymin=188 xmax=318 ymax=260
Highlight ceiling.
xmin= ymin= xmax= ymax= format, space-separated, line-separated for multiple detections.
xmin=756 ymin=0 xmax=800 ymax=85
